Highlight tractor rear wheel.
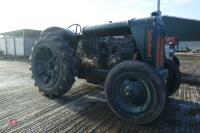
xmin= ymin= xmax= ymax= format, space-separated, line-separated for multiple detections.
xmin=31 ymin=36 xmax=76 ymax=98
xmin=104 ymin=61 xmax=166 ymax=124
xmin=164 ymin=59 xmax=181 ymax=96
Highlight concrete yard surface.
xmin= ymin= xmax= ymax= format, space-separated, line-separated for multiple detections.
xmin=0 ymin=60 xmax=199 ymax=133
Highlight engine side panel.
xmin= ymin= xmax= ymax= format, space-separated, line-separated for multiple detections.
xmin=79 ymin=36 xmax=136 ymax=70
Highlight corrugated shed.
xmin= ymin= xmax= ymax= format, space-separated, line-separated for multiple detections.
xmin=0 ymin=29 xmax=41 ymax=57
xmin=163 ymin=16 xmax=200 ymax=41
xmin=6 ymin=38 xmax=15 ymax=55
xmin=15 ymin=37 xmax=24 ymax=56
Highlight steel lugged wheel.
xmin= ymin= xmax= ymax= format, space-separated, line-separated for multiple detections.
xmin=104 ymin=61 xmax=166 ymax=124
xmin=31 ymin=36 xmax=76 ymax=98
xmin=164 ymin=59 xmax=181 ymax=96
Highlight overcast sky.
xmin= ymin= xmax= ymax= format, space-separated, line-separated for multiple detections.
xmin=0 ymin=0 xmax=199 ymax=33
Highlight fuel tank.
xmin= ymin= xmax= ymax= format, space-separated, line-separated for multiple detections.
xmin=82 ymin=21 xmax=131 ymax=37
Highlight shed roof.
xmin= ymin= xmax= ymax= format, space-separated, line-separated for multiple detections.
xmin=163 ymin=16 xmax=200 ymax=41
xmin=0 ymin=29 xmax=41 ymax=37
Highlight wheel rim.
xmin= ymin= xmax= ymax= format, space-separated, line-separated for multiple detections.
xmin=115 ymin=75 xmax=152 ymax=114
xmin=34 ymin=43 xmax=59 ymax=88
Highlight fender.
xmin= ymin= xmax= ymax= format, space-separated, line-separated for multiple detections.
xmin=40 ymin=27 xmax=79 ymax=49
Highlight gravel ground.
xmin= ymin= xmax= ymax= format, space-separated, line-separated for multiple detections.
xmin=0 ymin=59 xmax=199 ymax=133
xmin=180 ymin=60 xmax=200 ymax=75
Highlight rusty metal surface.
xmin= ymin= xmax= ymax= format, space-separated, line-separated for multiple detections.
xmin=0 ymin=60 xmax=199 ymax=133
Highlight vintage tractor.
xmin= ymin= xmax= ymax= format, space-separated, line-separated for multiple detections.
xmin=30 ymin=11 xmax=181 ymax=124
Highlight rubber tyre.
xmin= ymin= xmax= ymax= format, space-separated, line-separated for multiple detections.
xmin=164 ymin=59 xmax=181 ymax=96
xmin=173 ymin=55 xmax=180 ymax=68
xmin=31 ymin=35 xmax=76 ymax=98
xmin=104 ymin=61 xmax=166 ymax=124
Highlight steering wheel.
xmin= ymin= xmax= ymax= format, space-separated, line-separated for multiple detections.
xmin=67 ymin=24 xmax=81 ymax=34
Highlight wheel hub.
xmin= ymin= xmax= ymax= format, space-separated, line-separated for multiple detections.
xmin=121 ymin=80 xmax=147 ymax=106
xmin=114 ymin=77 xmax=151 ymax=114
xmin=34 ymin=44 xmax=59 ymax=87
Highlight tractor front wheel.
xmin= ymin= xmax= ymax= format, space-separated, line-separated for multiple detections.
xmin=104 ymin=61 xmax=166 ymax=124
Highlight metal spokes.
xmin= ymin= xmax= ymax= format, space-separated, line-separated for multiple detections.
xmin=34 ymin=44 xmax=59 ymax=87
